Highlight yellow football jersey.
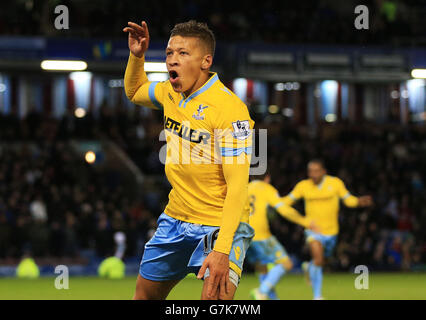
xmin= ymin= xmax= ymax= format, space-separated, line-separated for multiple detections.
xmin=283 ymin=175 xmax=359 ymax=236
xmin=248 ymin=180 xmax=283 ymax=241
xmin=248 ymin=180 xmax=311 ymax=241
xmin=125 ymin=53 xmax=254 ymax=228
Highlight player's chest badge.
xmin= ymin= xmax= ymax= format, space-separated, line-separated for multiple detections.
xmin=192 ymin=104 xmax=209 ymax=120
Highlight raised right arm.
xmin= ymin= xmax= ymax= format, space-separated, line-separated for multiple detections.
xmin=123 ymin=21 xmax=164 ymax=110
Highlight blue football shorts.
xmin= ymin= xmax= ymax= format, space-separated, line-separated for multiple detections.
xmin=305 ymin=230 xmax=338 ymax=257
xmin=246 ymin=235 xmax=289 ymax=265
xmin=140 ymin=212 xmax=255 ymax=286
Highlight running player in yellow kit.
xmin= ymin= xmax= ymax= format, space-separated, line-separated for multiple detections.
xmin=123 ymin=20 xmax=254 ymax=300
xmin=247 ymin=173 xmax=319 ymax=300
xmin=282 ymin=159 xmax=373 ymax=300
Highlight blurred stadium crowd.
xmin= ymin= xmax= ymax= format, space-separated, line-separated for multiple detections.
xmin=0 ymin=0 xmax=425 ymax=273
xmin=0 ymin=105 xmax=425 ymax=272
xmin=262 ymin=117 xmax=426 ymax=271
xmin=0 ymin=0 xmax=424 ymax=46
xmin=0 ymin=106 xmax=161 ymax=263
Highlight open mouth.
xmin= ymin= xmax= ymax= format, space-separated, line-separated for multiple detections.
xmin=169 ymin=70 xmax=178 ymax=80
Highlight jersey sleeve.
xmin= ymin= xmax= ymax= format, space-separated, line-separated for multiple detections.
xmin=213 ymin=99 xmax=254 ymax=163
xmin=266 ymin=184 xmax=284 ymax=210
xmin=124 ymin=53 xmax=166 ymax=110
xmin=268 ymin=184 xmax=311 ymax=228
xmin=282 ymin=181 xmax=304 ymax=206
xmin=336 ymin=178 xmax=359 ymax=207
xmin=212 ymin=99 xmax=254 ymax=255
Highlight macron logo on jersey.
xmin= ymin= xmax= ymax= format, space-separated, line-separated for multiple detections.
xmin=168 ymin=93 xmax=175 ymax=103
xmin=232 ymin=120 xmax=251 ymax=140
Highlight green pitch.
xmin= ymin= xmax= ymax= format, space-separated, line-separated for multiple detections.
xmin=0 ymin=273 xmax=424 ymax=300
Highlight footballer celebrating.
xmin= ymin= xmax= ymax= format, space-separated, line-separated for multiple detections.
xmin=247 ymin=173 xmax=319 ymax=300
xmin=283 ymin=159 xmax=373 ymax=300
xmin=123 ymin=20 xmax=255 ymax=300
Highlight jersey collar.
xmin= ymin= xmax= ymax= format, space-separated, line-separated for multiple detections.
xmin=317 ymin=175 xmax=327 ymax=189
xmin=179 ymin=72 xmax=218 ymax=108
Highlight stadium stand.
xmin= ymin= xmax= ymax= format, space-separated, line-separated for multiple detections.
xmin=0 ymin=109 xmax=424 ymax=272
xmin=0 ymin=0 xmax=425 ymax=277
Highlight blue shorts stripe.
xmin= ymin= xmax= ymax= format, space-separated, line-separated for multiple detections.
xmin=246 ymin=236 xmax=288 ymax=265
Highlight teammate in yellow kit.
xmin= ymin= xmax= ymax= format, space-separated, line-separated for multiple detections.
xmin=247 ymin=173 xmax=319 ymax=300
xmin=123 ymin=20 xmax=254 ymax=300
xmin=282 ymin=159 xmax=373 ymax=300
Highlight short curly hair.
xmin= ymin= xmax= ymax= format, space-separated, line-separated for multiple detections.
xmin=170 ymin=20 xmax=215 ymax=56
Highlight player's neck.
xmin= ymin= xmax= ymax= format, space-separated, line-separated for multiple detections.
xmin=183 ymin=71 xmax=212 ymax=97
